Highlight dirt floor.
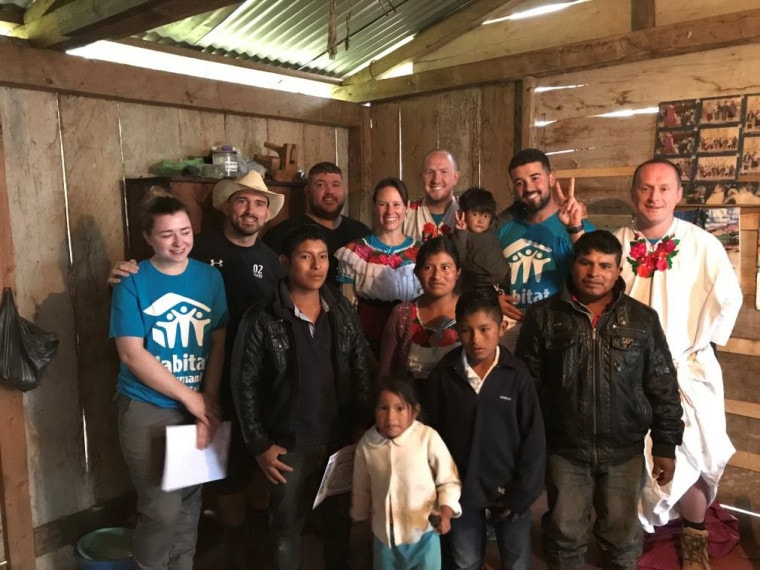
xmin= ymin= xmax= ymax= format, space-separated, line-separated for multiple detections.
xmin=195 ymin=466 xmax=760 ymax=569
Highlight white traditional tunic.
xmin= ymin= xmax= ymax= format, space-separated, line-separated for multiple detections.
xmin=402 ymin=197 xmax=459 ymax=243
xmin=615 ymin=218 xmax=743 ymax=532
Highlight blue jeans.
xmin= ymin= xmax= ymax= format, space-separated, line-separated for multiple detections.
xmin=117 ymin=395 xmax=201 ymax=570
xmin=268 ymin=444 xmax=351 ymax=569
xmin=542 ymin=454 xmax=644 ymax=570
xmin=444 ymin=505 xmax=531 ymax=570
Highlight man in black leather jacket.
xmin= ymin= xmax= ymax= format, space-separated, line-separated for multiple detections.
xmin=515 ymin=230 xmax=683 ymax=570
xmin=231 ymin=224 xmax=371 ymax=569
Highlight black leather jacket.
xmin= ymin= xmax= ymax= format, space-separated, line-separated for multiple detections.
xmin=515 ymin=278 xmax=683 ymax=464
xmin=231 ymin=280 xmax=372 ymax=456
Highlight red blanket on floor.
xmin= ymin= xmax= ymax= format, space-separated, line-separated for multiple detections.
xmin=637 ymin=502 xmax=740 ymax=569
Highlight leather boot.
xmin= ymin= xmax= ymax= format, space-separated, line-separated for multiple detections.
xmin=681 ymin=526 xmax=710 ymax=570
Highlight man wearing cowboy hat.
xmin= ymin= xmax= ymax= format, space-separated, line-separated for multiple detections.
xmin=109 ymin=170 xmax=286 ymax=568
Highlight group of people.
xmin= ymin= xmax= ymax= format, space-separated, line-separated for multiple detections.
xmin=107 ymin=146 xmax=742 ymax=570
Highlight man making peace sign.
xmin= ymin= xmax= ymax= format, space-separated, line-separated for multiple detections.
xmin=497 ymin=148 xmax=594 ymax=323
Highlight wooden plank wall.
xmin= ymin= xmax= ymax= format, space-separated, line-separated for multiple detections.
xmin=527 ymin=41 xmax=760 ymax=515
xmin=0 ymin=87 xmax=348 ymax=568
xmin=368 ymin=84 xmax=516 ymax=222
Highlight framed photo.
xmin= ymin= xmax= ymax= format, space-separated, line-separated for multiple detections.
xmin=700 ymin=96 xmax=742 ymax=125
xmin=695 ymin=155 xmax=738 ymax=181
xmin=657 ymin=100 xmax=699 ymax=129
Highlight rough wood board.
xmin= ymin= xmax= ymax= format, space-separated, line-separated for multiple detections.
xmin=732 ymin=296 xmax=760 ymax=339
xmin=656 ymin=0 xmax=759 ymax=26
xmin=346 ymin=123 xmax=370 ymax=225
xmin=176 ymin=109 xmax=226 ymax=159
xmin=266 ymin=120 xmax=305 ymax=172
xmin=400 ymin=96 xmax=437 ymax=200
xmin=58 ymin=95 xmax=132 ymax=502
xmin=0 ymin=87 xmax=88 ymax=525
xmin=436 ymin=89 xmax=481 ymax=190
xmin=726 ymin=399 xmax=760 ymax=420
xmin=369 ymin=101 xmax=400 ymax=185
xmin=416 ymin=0 xmax=630 ymax=74
xmin=727 ymin=415 xmax=760 ymax=455
xmin=223 ymin=115 xmax=268 ymax=159
xmin=739 ymin=230 xmax=757 ymax=293
xmin=0 ymin=42 xmax=363 ymax=127
xmin=119 ymin=102 xmax=181 ymax=177
xmin=303 ymin=124 xmax=337 ymax=174
xmin=0 ymin=108 xmax=34 ymax=570
xmin=721 ymin=352 xmax=760 ymax=405
xmin=536 ymin=43 xmax=760 ymax=122
xmin=728 ymin=450 xmax=760 ymax=472
xmin=538 ymin=116 xmax=654 ymax=168
xmin=480 ymin=84 xmax=516 ymax=210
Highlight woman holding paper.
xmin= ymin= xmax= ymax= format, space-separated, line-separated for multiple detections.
xmin=109 ymin=188 xmax=228 ymax=569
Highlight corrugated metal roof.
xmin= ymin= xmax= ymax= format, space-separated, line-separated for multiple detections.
xmin=2 ymin=0 xmax=476 ymax=79
xmin=138 ymin=0 xmax=475 ymax=79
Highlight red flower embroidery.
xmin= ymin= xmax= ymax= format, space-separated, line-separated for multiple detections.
xmin=627 ymin=234 xmax=680 ymax=278
xmin=421 ymin=222 xmax=452 ymax=242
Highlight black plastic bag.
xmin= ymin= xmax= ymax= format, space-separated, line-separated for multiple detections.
xmin=0 ymin=287 xmax=59 ymax=392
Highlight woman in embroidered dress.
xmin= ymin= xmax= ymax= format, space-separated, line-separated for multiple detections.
xmin=335 ymin=177 xmax=421 ymax=355
xmin=379 ymin=236 xmax=461 ymax=380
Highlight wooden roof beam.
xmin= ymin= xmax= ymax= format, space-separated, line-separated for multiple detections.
xmin=341 ymin=0 xmax=529 ymax=86
xmin=0 ymin=4 xmax=24 ymax=26
xmin=333 ymin=7 xmax=760 ymax=103
xmin=15 ymin=0 xmax=240 ymax=50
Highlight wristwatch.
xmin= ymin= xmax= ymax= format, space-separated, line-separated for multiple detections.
xmin=566 ymin=224 xmax=584 ymax=234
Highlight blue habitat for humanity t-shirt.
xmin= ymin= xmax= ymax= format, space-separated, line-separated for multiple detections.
xmin=109 ymin=259 xmax=229 ymax=409
xmin=497 ymin=213 xmax=595 ymax=310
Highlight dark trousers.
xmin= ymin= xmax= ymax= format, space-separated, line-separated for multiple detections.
xmin=542 ymin=454 xmax=645 ymax=570
xmin=444 ymin=505 xmax=531 ymax=570
xmin=268 ymin=443 xmax=351 ymax=569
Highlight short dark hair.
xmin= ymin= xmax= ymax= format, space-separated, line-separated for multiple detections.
xmin=631 ymin=158 xmax=682 ymax=190
xmin=141 ymin=187 xmax=188 ymax=233
xmin=508 ymin=148 xmax=551 ymax=175
xmin=572 ymin=230 xmax=623 ymax=266
xmin=455 ymin=289 xmax=502 ymax=325
xmin=372 ymin=177 xmax=409 ymax=205
xmin=458 ymin=187 xmax=497 ymax=217
xmin=414 ymin=236 xmax=461 ymax=277
xmin=308 ymin=162 xmax=342 ymax=180
xmin=375 ymin=374 xmax=421 ymax=411
xmin=280 ymin=224 xmax=329 ymax=259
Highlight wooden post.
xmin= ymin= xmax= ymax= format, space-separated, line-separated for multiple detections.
xmin=518 ymin=76 xmax=538 ymax=151
xmin=631 ymin=0 xmax=656 ymax=31
xmin=0 ymin=122 xmax=37 ymax=568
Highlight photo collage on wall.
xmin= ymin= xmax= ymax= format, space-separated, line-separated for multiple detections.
xmin=655 ymin=95 xmax=760 ymax=205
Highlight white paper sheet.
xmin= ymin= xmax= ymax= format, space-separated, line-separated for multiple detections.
xmin=313 ymin=444 xmax=356 ymax=509
xmin=161 ymin=421 xmax=231 ymax=492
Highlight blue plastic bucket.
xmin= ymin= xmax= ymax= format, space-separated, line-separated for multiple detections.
xmin=75 ymin=527 xmax=134 ymax=569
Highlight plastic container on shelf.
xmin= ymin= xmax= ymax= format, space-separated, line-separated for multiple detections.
xmin=211 ymin=144 xmax=239 ymax=177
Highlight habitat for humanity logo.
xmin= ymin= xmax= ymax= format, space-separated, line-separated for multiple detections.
xmin=143 ymin=293 xmax=211 ymax=386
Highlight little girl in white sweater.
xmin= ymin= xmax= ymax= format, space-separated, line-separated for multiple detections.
xmin=351 ymin=375 xmax=461 ymax=569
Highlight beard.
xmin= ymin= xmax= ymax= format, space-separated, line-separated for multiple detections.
xmin=310 ymin=200 xmax=343 ymax=221
xmin=228 ymin=216 xmax=263 ymax=236
xmin=520 ymin=193 xmax=551 ymax=213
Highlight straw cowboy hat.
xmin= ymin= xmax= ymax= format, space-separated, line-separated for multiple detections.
xmin=212 ymin=171 xmax=285 ymax=219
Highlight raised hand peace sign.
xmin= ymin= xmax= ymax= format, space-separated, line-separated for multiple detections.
xmin=553 ymin=177 xmax=583 ymax=228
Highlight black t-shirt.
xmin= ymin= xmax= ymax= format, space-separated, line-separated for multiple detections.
xmin=191 ymin=231 xmax=284 ymax=412
xmin=262 ymin=214 xmax=371 ymax=287
xmin=192 ymin=231 xmax=284 ymax=330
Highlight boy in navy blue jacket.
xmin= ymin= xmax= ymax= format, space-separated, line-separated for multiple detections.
xmin=422 ymin=290 xmax=545 ymax=570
